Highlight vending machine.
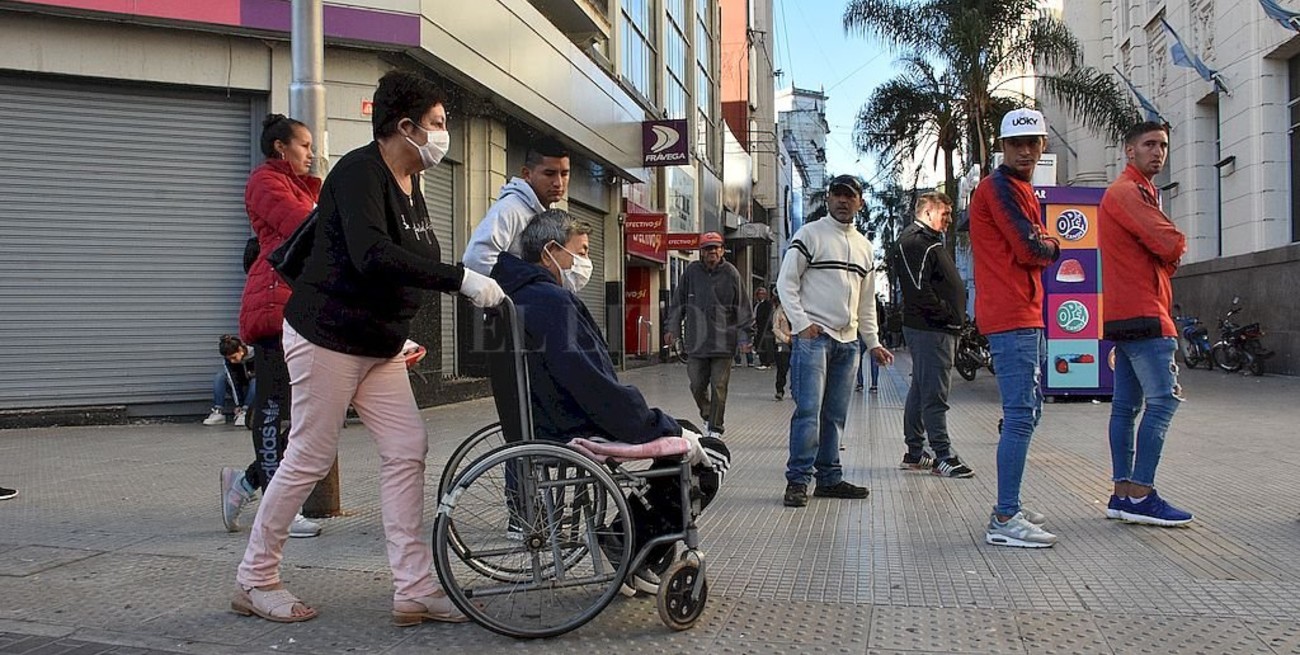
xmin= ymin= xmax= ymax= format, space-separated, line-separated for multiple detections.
xmin=1038 ymin=187 xmax=1113 ymax=398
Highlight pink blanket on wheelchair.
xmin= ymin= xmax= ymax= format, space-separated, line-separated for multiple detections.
xmin=566 ymin=436 xmax=691 ymax=463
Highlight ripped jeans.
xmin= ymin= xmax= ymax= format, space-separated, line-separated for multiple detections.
xmin=1108 ymin=337 xmax=1182 ymax=487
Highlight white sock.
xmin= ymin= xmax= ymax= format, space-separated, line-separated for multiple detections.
xmin=1128 ymin=494 xmax=1147 ymax=504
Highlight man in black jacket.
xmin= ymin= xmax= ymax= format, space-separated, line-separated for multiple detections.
xmin=664 ymin=232 xmax=752 ymax=439
xmin=892 ymin=191 xmax=974 ymax=478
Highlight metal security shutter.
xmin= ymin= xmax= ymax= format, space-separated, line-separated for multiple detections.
xmin=0 ymin=75 xmax=252 ymax=410
xmin=568 ymin=202 xmax=607 ymax=337
xmin=423 ymin=163 xmax=456 ymax=376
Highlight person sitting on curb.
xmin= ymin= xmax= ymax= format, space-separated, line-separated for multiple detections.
xmin=204 ymin=335 xmax=256 ymax=427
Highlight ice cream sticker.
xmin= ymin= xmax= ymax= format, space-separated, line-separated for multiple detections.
xmin=1055 ymin=258 xmax=1085 ymax=283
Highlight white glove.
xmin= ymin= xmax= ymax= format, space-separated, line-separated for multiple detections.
xmin=680 ymin=427 xmax=706 ymax=467
xmin=459 ymin=268 xmax=505 ymax=308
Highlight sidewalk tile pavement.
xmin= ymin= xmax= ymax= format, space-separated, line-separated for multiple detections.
xmin=1 ymin=353 xmax=1298 ymax=654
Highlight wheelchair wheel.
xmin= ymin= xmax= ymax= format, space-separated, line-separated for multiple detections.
xmin=656 ymin=554 xmax=707 ymax=631
xmin=441 ymin=438 xmax=603 ymax=585
xmin=438 ymin=423 xmax=506 ymax=502
xmin=434 ymin=443 xmax=633 ymax=639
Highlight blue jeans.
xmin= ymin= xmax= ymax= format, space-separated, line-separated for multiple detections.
xmin=213 ymin=370 xmax=255 ymax=410
xmin=785 ymin=334 xmax=858 ymax=486
xmin=987 ymin=329 xmax=1045 ymax=517
xmin=854 ymin=342 xmax=880 ymax=387
xmin=1109 ymin=337 xmax=1182 ymax=487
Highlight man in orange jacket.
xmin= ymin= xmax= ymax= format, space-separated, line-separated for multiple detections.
xmin=970 ymin=108 xmax=1061 ymax=548
xmin=1098 ymin=121 xmax=1191 ymax=527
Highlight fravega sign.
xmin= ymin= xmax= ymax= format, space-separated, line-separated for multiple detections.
xmin=642 ymin=119 xmax=690 ymax=167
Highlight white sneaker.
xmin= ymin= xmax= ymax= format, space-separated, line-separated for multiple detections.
xmin=203 ymin=408 xmax=226 ymax=426
xmin=233 ymin=408 xmax=247 ymax=427
xmin=985 ymin=511 xmax=1057 ymax=548
xmin=220 ymin=467 xmax=254 ymax=532
xmin=1021 ymin=508 xmax=1048 ymax=525
xmin=290 ymin=513 xmax=321 ymax=538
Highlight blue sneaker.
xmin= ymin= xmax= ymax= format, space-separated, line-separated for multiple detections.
xmin=1119 ymin=490 xmax=1193 ymax=527
xmin=1105 ymin=494 xmax=1130 ymax=520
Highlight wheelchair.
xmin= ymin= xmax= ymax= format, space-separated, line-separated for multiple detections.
xmin=433 ymin=297 xmax=710 ymax=639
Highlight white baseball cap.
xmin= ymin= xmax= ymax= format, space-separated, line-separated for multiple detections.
xmin=999 ymin=108 xmax=1048 ymax=139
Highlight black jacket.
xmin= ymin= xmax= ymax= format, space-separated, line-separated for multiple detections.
xmin=285 ymin=143 xmax=464 ymax=357
xmin=665 ymin=260 xmax=752 ymax=357
xmin=892 ymin=221 xmax=966 ymax=334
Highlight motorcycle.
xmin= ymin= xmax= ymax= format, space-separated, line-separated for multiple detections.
xmin=1172 ymin=304 xmax=1211 ymax=370
xmin=1209 ymin=298 xmax=1273 ymax=376
xmin=955 ymin=320 xmax=995 ymax=381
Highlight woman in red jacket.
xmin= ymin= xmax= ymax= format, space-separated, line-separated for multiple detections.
xmin=220 ymin=114 xmax=323 ymax=538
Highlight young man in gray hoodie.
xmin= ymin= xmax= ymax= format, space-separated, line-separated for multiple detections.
xmin=462 ymin=136 xmax=571 ymax=275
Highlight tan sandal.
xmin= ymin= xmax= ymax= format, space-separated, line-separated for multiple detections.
xmin=232 ymin=586 xmax=318 ymax=623
xmin=392 ymin=588 xmax=468 ymax=626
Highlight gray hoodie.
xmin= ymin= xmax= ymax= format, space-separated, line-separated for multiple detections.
xmin=462 ymin=177 xmax=547 ymax=275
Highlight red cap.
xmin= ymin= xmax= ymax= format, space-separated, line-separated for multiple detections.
xmin=699 ymin=232 xmax=724 ymax=248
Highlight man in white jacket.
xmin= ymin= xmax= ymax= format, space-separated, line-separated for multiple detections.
xmin=778 ymin=174 xmax=893 ymax=508
xmin=463 ymin=136 xmax=571 ymax=275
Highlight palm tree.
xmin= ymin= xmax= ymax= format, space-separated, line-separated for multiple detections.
xmin=852 ymin=55 xmax=965 ymax=249
xmin=865 ymin=181 xmax=913 ymax=306
xmin=844 ymin=0 xmax=1136 ymax=174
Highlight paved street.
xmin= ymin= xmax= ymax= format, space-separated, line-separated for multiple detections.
xmin=2 ymin=354 xmax=1298 ymax=654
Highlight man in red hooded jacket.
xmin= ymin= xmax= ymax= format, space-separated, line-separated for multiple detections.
xmin=1098 ymin=121 xmax=1191 ymax=527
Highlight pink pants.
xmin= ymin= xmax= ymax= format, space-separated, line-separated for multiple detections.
xmin=236 ymin=322 xmax=438 ymax=602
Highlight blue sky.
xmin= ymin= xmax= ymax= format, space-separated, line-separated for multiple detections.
xmin=771 ymin=0 xmax=897 ymax=188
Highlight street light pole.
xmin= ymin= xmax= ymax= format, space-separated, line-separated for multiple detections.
xmin=290 ymin=0 xmax=327 ymax=177
xmin=291 ymin=0 xmax=340 ymax=517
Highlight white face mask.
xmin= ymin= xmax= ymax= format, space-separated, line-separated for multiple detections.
xmin=404 ymin=122 xmax=450 ymax=169
xmin=547 ymin=242 xmax=593 ymax=293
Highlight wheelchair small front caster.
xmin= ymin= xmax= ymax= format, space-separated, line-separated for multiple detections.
xmin=657 ymin=557 xmax=707 ymax=630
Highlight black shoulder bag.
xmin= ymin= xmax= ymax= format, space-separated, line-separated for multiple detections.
xmin=266 ymin=208 xmax=319 ymax=287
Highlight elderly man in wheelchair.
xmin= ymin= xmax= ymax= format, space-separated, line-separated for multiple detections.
xmin=432 ymin=209 xmax=729 ymax=639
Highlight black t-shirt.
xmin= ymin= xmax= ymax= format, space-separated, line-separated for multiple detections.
xmin=285 ymin=142 xmax=464 ymax=357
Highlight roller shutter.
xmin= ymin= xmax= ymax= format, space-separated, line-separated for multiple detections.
xmin=423 ymin=163 xmax=457 ymax=376
xmin=0 ymin=75 xmax=253 ymax=410
xmin=567 ymin=202 xmax=607 ymax=338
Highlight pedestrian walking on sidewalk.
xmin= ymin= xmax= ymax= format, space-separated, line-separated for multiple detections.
xmin=778 ymin=174 xmax=892 ymax=508
xmin=665 ymin=232 xmax=752 ymax=439
xmin=892 ymin=191 xmax=973 ymax=479
xmin=771 ymin=293 xmax=792 ymax=401
xmin=970 ymin=108 xmax=1060 ymax=547
xmin=1099 ymin=121 xmax=1192 ymax=527
xmin=219 ymin=114 xmax=322 ymax=540
xmin=233 ymin=71 xmax=504 ymax=626
xmin=753 ymin=285 xmax=775 ymax=369
xmin=854 ymin=330 xmax=880 ymax=392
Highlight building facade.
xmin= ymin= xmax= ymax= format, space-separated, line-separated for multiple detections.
xmin=0 ymin=0 xmax=728 ymax=417
xmin=719 ymin=0 xmax=777 ymax=291
xmin=1044 ymin=0 xmax=1299 ymax=374
xmin=776 ymin=86 xmax=829 ymax=225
